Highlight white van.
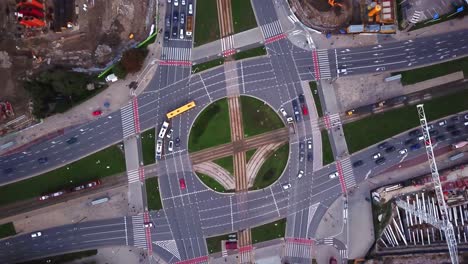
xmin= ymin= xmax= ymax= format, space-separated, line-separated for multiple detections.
xmin=179 ymin=29 xmax=184 ymax=39
xmin=105 ymin=73 xmax=118 ymax=83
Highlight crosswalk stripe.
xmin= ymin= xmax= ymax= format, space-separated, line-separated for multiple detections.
xmin=261 ymin=20 xmax=283 ymax=39
xmin=155 ymin=240 xmax=181 ymax=259
xmin=127 ymin=169 xmax=140 ymax=183
xmin=316 ymin=49 xmax=332 ymax=79
xmin=284 ymin=241 xmax=312 ymax=259
xmin=132 ymin=215 xmax=147 ymax=249
xmin=162 ymin=47 xmax=191 ymax=62
xmin=121 ymin=103 xmax=135 ymax=138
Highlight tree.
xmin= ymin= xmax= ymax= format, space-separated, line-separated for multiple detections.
xmin=120 ymin=47 xmax=148 ymax=74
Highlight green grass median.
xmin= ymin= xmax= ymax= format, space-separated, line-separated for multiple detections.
xmin=197 ymin=173 xmax=228 ymax=192
xmin=145 ymin=178 xmax=162 ymax=210
xmin=234 ymin=46 xmax=266 ymax=60
xmin=344 ymin=89 xmax=468 ymax=153
xmin=252 ymin=218 xmax=286 ymax=243
xmin=206 ymin=233 xmax=232 ymax=253
xmin=0 ymin=145 xmax=125 ymax=206
xmin=0 ymin=222 xmax=16 ymax=239
xmin=394 ymin=56 xmax=468 ymax=85
xmin=213 ymin=156 xmax=234 ymax=175
xmin=246 ymin=149 xmax=257 ymax=163
xmin=192 ymin=58 xmax=225 ymax=74
xmin=253 ymin=144 xmax=289 ymax=189
xmin=321 ymin=130 xmax=334 ymax=165
xmin=241 ymin=96 xmax=284 ymax=137
xmin=232 ymin=0 xmax=257 ymax=33
xmin=141 ymin=129 xmax=155 ymax=165
xmin=194 ymin=0 xmax=220 ymax=46
xmin=189 ymin=98 xmax=231 ymax=152
xmin=309 ymin=81 xmax=323 ymax=117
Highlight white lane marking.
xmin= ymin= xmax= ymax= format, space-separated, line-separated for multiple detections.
xmin=270 ymin=186 xmax=281 ymax=217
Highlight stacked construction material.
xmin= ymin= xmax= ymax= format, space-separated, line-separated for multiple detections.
xmin=16 ymin=0 xmax=46 ymax=28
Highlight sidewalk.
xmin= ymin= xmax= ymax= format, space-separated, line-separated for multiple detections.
xmin=0 ymin=7 xmax=166 ymax=156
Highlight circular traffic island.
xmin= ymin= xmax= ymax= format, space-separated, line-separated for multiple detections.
xmin=189 ymin=96 xmax=289 ymax=193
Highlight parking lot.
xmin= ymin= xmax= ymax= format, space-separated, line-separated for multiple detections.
xmin=401 ymin=0 xmax=464 ymax=24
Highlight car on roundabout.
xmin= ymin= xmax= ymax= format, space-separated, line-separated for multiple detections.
xmin=282 ymin=183 xmax=291 ymax=190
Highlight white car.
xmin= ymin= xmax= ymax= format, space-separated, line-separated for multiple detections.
xmin=31 ymin=232 xmax=42 ymax=238
xmin=168 ymin=140 xmax=174 ymax=152
xmin=174 ymin=0 xmax=178 ymax=6
xmin=166 ymin=128 xmax=173 ymax=139
xmin=188 ymin=4 xmax=193 ymax=14
xmin=144 ymin=222 xmax=153 ymax=228
xmin=307 ymin=140 xmax=312 ymax=150
xmin=286 ymin=117 xmax=294 ymax=123
xmin=282 ymin=183 xmax=291 ymax=190
xmin=156 ymin=139 xmax=163 ymax=154
xmin=297 ymin=170 xmax=304 ymax=179
xmin=181 ymin=0 xmax=185 ymax=5
xmin=438 ymin=120 xmax=447 ymax=126
xmin=329 ymin=171 xmax=338 ymax=179
xmin=337 ymin=68 xmax=347 ymax=74
xmin=372 ymin=152 xmax=381 ymax=160
xmin=399 ymin=149 xmax=408 ymax=155
xmin=179 ymin=29 xmax=184 ymax=39
xmin=417 ymin=135 xmax=424 ymax=141
xmin=279 ymin=107 xmax=287 ymax=117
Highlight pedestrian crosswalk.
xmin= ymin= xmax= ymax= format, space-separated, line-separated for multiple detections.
xmin=121 ymin=103 xmax=136 ymax=139
xmin=155 ymin=240 xmax=181 ymax=260
xmin=338 ymin=157 xmax=356 ymax=189
xmin=316 ymin=49 xmax=332 ymax=80
xmin=284 ymin=241 xmax=313 ymax=260
xmin=161 ymin=47 xmax=191 ymax=62
xmin=127 ymin=169 xmax=140 ymax=184
xmin=287 ymin=14 xmax=299 ymax=24
xmin=410 ymin=10 xmax=425 ymax=24
xmin=221 ymin=35 xmax=236 ymax=57
xmin=323 ymin=113 xmax=341 ymax=130
xmin=261 ymin=20 xmax=283 ymax=40
xmin=324 ymin=237 xmax=334 ymax=245
xmin=131 ymin=215 xmax=147 ymax=249
xmin=339 ymin=249 xmax=348 ymax=259
xmin=221 ymin=249 xmax=228 ymax=257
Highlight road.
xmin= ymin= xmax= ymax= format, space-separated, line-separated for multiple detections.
xmin=1 ymin=0 xmax=468 ymax=262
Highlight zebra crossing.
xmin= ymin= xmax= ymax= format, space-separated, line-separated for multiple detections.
xmin=127 ymin=169 xmax=140 ymax=184
xmin=338 ymin=157 xmax=356 ymax=190
xmin=261 ymin=20 xmax=285 ymax=42
xmin=121 ymin=103 xmax=136 ymax=139
xmin=339 ymin=249 xmax=348 ymax=259
xmin=323 ymin=113 xmax=342 ymax=130
xmin=221 ymin=249 xmax=228 ymax=257
xmin=323 ymin=237 xmax=334 ymax=245
xmin=221 ymin=35 xmax=236 ymax=57
xmin=284 ymin=241 xmax=313 ymax=260
xmin=155 ymin=240 xmax=181 ymax=260
xmin=409 ymin=10 xmax=425 ymax=24
xmin=316 ymin=49 xmax=332 ymax=80
xmin=131 ymin=215 xmax=147 ymax=249
xmin=161 ymin=47 xmax=191 ymax=62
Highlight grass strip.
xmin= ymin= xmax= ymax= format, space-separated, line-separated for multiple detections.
xmin=213 ymin=156 xmax=234 ymax=175
xmin=0 ymin=222 xmax=16 ymax=239
xmin=189 ymin=98 xmax=231 ymax=152
xmin=0 ymin=145 xmax=125 ymax=206
xmin=231 ymin=0 xmax=257 ymax=33
xmin=246 ymin=149 xmax=257 ymax=163
xmin=321 ymin=130 xmax=334 ymax=165
xmin=197 ymin=173 xmax=228 ymax=192
xmin=253 ymin=144 xmax=289 ymax=189
xmin=241 ymin=96 xmax=284 ymax=137
xmin=234 ymin=46 xmax=266 ymax=60
xmin=145 ymin=178 xmax=163 ymax=210
xmin=393 ymin=57 xmax=468 ymax=85
xmin=141 ymin=129 xmax=156 ymax=165
xmin=194 ymin=0 xmax=220 ymax=46
xmin=251 ymin=218 xmax=286 ymax=243
xmin=206 ymin=234 xmax=230 ymax=253
xmin=344 ymin=89 xmax=468 ymax=153
xmin=309 ymin=81 xmax=323 ymax=117
xmin=192 ymin=58 xmax=225 ymax=74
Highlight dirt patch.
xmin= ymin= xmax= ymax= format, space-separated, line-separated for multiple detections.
xmin=289 ymin=0 xmax=353 ymax=30
xmin=0 ymin=0 xmax=154 ymax=132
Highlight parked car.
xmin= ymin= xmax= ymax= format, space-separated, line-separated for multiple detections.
xmin=298 ymin=94 xmax=305 ymax=104
xmin=282 ymin=183 xmax=291 ymax=190
xmin=352 ymin=160 xmax=364 ymax=167
xmin=301 ymin=105 xmax=308 ymax=115
xmin=297 ymin=170 xmax=304 ymax=179
xmin=92 ymin=110 xmax=102 ymax=116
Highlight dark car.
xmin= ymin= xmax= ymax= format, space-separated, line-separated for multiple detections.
xmin=451 ymin=115 xmax=460 ymax=122
xmin=429 ymin=129 xmax=439 ymax=136
xmin=66 ymin=137 xmax=78 ymax=144
xmin=172 ymin=26 xmax=177 ymax=36
xmin=385 ymin=146 xmax=396 ymax=153
xmin=307 ymin=152 xmax=313 ymax=162
xmin=292 ymin=99 xmax=299 ymax=109
xmin=165 ymin=17 xmax=170 ymax=27
xmin=446 ymin=125 xmax=457 ymax=131
xmin=175 ymin=137 xmax=180 ymax=147
xmin=377 ymin=142 xmax=389 ymax=149
xmin=408 ymin=129 xmax=421 ymax=137
xmin=352 ymin=160 xmax=364 ymax=167
xmin=404 ymin=138 xmax=416 ymax=146
xmin=299 ymin=151 xmax=305 ymax=162
xmin=173 ymin=10 xmax=179 ymax=22
xmin=451 ymin=130 xmax=461 ymax=136
xmin=375 ymin=157 xmax=386 ymax=165
xmin=37 ymin=157 xmax=48 ymax=164
xmin=299 ymin=142 xmax=304 ymax=150
xmin=435 ymin=135 xmax=447 ymax=141
xmin=164 ymin=31 xmax=170 ymax=40
xmin=410 ymin=143 xmax=421 ymax=151
xmin=298 ymin=94 xmax=305 ymax=104
xmin=3 ymin=168 xmax=13 ymax=174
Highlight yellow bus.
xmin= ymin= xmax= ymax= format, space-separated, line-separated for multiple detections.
xmin=166 ymin=101 xmax=196 ymax=119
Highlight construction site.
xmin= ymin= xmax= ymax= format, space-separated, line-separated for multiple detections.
xmin=0 ymin=0 xmax=155 ymax=135
xmin=289 ymin=0 xmax=396 ymax=34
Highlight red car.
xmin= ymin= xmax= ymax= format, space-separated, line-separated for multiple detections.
xmin=179 ymin=178 xmax=186 ymax=190
xmin=92 ymin=110 xmax=102 ymax=116
xmin=86 ymin=180 xmax=101 ymax=189
xmin=301 ymin=105 xmax=308 ymax=115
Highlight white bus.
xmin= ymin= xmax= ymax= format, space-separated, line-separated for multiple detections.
xmin=158 ymin=121 xmax=170 ymax=139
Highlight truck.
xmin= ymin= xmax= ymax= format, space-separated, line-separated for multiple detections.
xmin=452 ymin=140 xmax=468 ymax=149
xmin=186 ymin=16 xmax=193 ymax=37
